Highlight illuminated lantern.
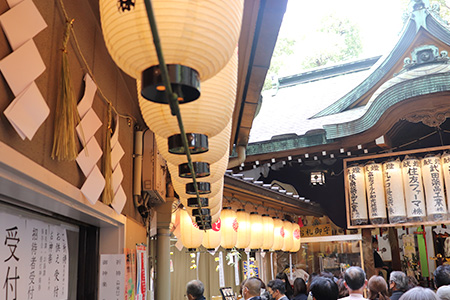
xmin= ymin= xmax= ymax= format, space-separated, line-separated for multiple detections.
xmin=261 ymin=214 xmax=274 ymax=250
xmin=382 ymin=159 xmax=407 ymax=224
xmin=100 ymin=0 xmax=243 ymax=103
xmin=364 ymin=162 xmax=387 ymax=224
xmin=291 ymin=222 xmax=301 ymax=253
xmin=442 ymin=152 xmax=450 ymax=213
xmin=172 ymin=177 xmax=224 ymax=200
xmin=202 ymin=218 xmax=222 ymax=250
xmin=347 ymin=165 xmax=368 ymax=226
xmin=282 ymin=220 xmax=293 ymax=252
xmin=272 ymin=217 xmax=284 ymax=251
xmin=421 ymin=155 xmax=447 ymax=221
xmin=402 ymin=156 xmax=426 ymax=222
xmin=235 ymin=209 xmax=251 ymax=249
xmin=221 ymin=207 xmax=238 ymax=249
xmin=248 ymin=212 xmax=263 ymax=250
xmin=180 ymin=209 xmax=203 ymax=250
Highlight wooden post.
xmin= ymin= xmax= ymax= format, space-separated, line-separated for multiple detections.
xmin=362 ymin=229 xmax=375 ymax=278
xmin=389 ymin=227 xmax=402 ymax=271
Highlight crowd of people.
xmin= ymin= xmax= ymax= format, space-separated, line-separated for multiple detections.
xmin=184 ymin=265 xmax=450 ymax=300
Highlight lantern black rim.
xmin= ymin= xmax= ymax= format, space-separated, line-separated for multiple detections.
xmin=192 ymin=208 xmax=210 ymax=216
xmin=141 ymin=64 xmax=200 ymax=104
xmin=186 ymin=182 xmax=211 ymax=194
xmin=187 ymin=197 xmax=209 ymax=207
xmin=179 ymin=162 xmax=210 ymax=178
xmin=168 ymin=133 xmax=208 ymax=155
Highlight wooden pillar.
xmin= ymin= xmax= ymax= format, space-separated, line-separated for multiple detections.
xmin=362 ymin=229 xmax=375 ymax=278
xmin=388 ymin=227 xmax=402 ymax=271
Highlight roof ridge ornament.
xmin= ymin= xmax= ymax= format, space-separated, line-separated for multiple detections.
xmin=399 ymin=45 xmax=449 ymax=74
xmin=409 ymin=0 xmax=429 ymax=12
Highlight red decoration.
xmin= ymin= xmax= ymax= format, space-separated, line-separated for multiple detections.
xmin=280 ymin=227 xmax=285 ymax=238
xmin=232 ymin=218 xmax=239 ymax=232
xmin=293 ymin=228 xmax=300 ymax=240
xmin=212 ymin=218 xmax=221 ymax=231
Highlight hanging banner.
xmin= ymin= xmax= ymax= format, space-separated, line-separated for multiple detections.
xmin=218 ymin=252 xmax=225 ymax=288
xmin=300 ymin=224 xmax=331 ymax=237
xmin=0 ymin=212 xmax=69 ymax=300
xmin=136 ymin=244 xmax=147 ymax=300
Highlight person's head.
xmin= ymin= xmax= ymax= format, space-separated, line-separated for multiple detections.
xmin=293 ymin=278 xmax=307 ymax=296
xmin=389 ymin=271 xmax=408 ymax=292
xmin=367 ymin=275 xmax=389 ymax=300
xmin=243 ymin=277 xmax=262 ymax=300
xmin=437 ymin=285 xmax=450 ymax=300
xmin=344 ymin=266 xmax=367 ymax=292
xmin=309 ymin=276 xmax=339 ymax=300
xmin=276 ymin=272 xmax=288 ymax=282
xmin=267 ymin=279 xmax=286 ymax=300
xmin=434 ymin=265 xmax=450 ymax=288
xmin=337 ymin=278 xmax=349 ymax=298
xmin=398 ymin=286 xmax=439 ymax=300
xmin=372 ymin=236 xmax=378 ymax=250
xmin=186 ymin=280 xmax=204 ymax=300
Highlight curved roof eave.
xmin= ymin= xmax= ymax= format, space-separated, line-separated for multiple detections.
xmin=312 ymin=6 xmax=450 ymax=119
xmin=323 ymin=69 xmax=450 ymax=139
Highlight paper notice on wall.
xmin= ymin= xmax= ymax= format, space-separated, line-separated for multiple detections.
xmin=125 ymin=248 xmax=136 ymax=300
xmin=99 ymin=254 xmax=125 ymax=300
xmin=0 ymin=212 xmax=69 ymax=300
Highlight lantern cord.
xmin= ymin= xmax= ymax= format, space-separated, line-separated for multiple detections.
xmin=144 ymin=0 xmax=205 ymax=228
xmin=57 ymin=0 xmax=136 ymax=125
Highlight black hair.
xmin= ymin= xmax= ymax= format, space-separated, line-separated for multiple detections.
xmin=344 ymin=266 xmax=366 ymax=291
xmin=310 ymin=277 xmax=339 ymax=300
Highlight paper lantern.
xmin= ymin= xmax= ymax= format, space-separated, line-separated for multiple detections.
xmin=202 ymin=218 xmax=222 ymax=250
xmin=347 ymin=165 xmax=368 ymax=226
xmin=422 ymin=155 xmax=447 ymax=221
xmin=261 ymin=214 xmax=274 ymax=250
xmin=138 ymin=50 xmax=237 ymax=137
xmin=402 ymin=156 xmax=426 ymax=222
xmin=282 ymin=220 xmax=293 ymax=252
xmin=100 ymin=0 xmax=243 ymax=102
xmin=235 ymin=209 xmax=251 ymax=249
xmin=291 ymin=222 xmax=301 ymax=253
xmin=180 ymin=209 xmax=203 ymax=250
xmin=364 ymin=162 xmax=387 ymax=224
xmin=155 ymin=120 xmax=232 ymax=166
xmin=172 ymin=177 xmax=223 ymax=200
xmin=382 ymin=159 xmax=407 ymax=224
xmin=248 ymin=212 xmax=263 ymax=250
xmin=442 ymin=153 xmax=450 ymax=213
xmin=221 ymin=207 xmax=238 ymax=249
xmin=272 ymin=217 xmax=284 ymax=251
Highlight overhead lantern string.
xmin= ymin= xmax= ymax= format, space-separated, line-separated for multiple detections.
xmin=102 ymin=105 xmax=114 ymax=205
xmin=51 ymin=18 xmax=80 ymax=161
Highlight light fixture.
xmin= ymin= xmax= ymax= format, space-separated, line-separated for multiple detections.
xmin=402 ymin=156 xmax=426 ymax=222
xmin=248 ymin=212 xmax=263 ymax=251
xmin=310 ymin=171 xmax=325 ymax=185
xmin=364 ymin=162 xmax=387 ymax=224
xmin=180 ymin=209 xmax=204 ymax=251
xmin=100 ymin=0 xmax=243 ymax=103
xmin=272 ymin=217 xmax=284 ymax=251
xmin=172 ymin=177 xmax=224 ymax=200
xmin=235 ymin=209 xmax=251 ymax=249
xmin=281 ymin=219 xmax=293 ymax=252
xmin=382 ymin=159 xmax=406 ymax=223
xmin=261 ymin=214 xmax=274 ymax=250
xmin=221 ymin=207 xmax=238 ymax=250
xmin=421 ymin=154 xmax=446 ymax=221
xmin=291 ymin=221 xmax=301 ymax=253
xmin=347 ymin=164 xmax=368 ymax=226
xmin=202 ymin=218 xmax=222 ymax=250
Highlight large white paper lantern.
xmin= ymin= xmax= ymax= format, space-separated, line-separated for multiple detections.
xmin=172 ymin=177 xmax=223 ymax=200
xmin=248 ymin=212 xmax=263 ymax=250
xmin=262 ymin=214 xmax=274 ymax=250
xmin=100 ymin=0 xmax=243 ymax=102
xmin=138 ymin=50 xmax=237 ymax=137
xmin=202 ymin=218 xmax=222 ymax=250
xmin=421 ymin=155 xmax=447 ymax=221
xmin=221 ymin=207 xmax=238 ymax=249
xmin=272 ymin=217 xmax=284 ymax=251
xmin=180 ymin=209 xmax=203 ymax=250
xmin=282 ymin=220 xmax=293 ymax=252
xmin=291 ymin=222 xmax=301 ymax=253
xmin=402 ymin=156 xmax=426 ymax=222
xmin=235 ymin=209 xmax=251 ymax=249
xmin=442 ymin=153 xmax=450 ymax=213
xmin=364 ymin=162 xmax=387 ymax=224
xmin=347 ymin=165 xmax=368 ymax=225
xmin=383 ymin=159 xmax=407 ymax=224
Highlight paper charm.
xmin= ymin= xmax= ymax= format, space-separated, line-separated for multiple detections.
xmin=0 ymin=0 xmax=47 ymax=50
xmin=4 ymin=81 xmax=49 ymax=140
xmin=76 ymin=108 xmax=102 ymax=146
xmin=77 ymin=74 xmax=97 ymax=118
xmin=76 ymin=137 xmax=103 ymax=177
xmin=112 ymin=164 xmax=124 ymax=194
xmin=81 ymin=165 xmax=106 ymax=205
xmin=111 ymin=185 xmax=126 ymax=214
xmin=6 ymin=0 xmax=24 ymax=8
xmin=0 ymin=39 xmax=46 ymax=96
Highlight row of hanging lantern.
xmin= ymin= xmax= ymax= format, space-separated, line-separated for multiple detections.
xmin=348 ymin=153 xmax=450 ymax=226
xmin=178 ymin=207 xmax=301 ymax=253
xmin=99 ymin=0 xmax=243 ymax=229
